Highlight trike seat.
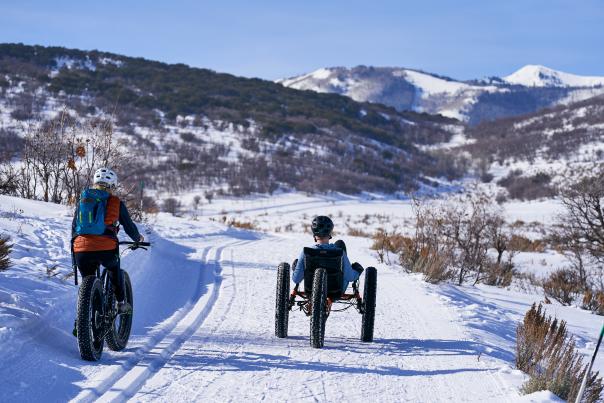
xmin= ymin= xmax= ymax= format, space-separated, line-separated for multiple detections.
xmin=303 ymin=247 xmax=344 ymax=299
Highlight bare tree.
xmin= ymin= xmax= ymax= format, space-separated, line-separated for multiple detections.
xmin=441 ymin=193 xmax=498 ymax=285
xmin=205 ymin=190 xmax=214 ymax=204
xmin=556 ymin=171 xmax=604 ymax=290
xmin=162 ymin=198 xmax=181 ymax=215
xmin=559 ymin=174 xmax=604 ymax=262
xmin=13 ymin=111 xmax=125 ymax=205
xmin=193 ymin=195 xmax=202 ymax=210
xmin=0 ymin=163 xmax=19 ymax=195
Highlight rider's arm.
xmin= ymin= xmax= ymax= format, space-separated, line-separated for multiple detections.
xmin=291 ymin=249 xmax=306 ymax=284
xmin=342 ymin=253 xmax=359 ymax=283
xmin=118 ymin=201 xmax=142 ymax=242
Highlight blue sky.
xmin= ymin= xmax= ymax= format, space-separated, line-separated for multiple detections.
xmin=1 ymin=0 xmax=602 ymax=80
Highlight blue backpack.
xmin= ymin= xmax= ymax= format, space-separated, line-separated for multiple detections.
xmin=74 ymin=188 xmax=110 ymax=235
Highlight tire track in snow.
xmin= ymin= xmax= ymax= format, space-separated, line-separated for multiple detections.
xmin=72 ymin=245 xmax=213 ymax=402
xmin=72 ymin=243 xmax=219 ymax=402
xmin=90 ymin=239 xmax=252 ymax=402
xmin=137 ymin=238 xmax=265 ymax=400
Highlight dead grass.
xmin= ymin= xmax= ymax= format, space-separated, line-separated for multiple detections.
xmin=510 ymin=235 xmax=546 ymax=252
xmin=228 ymin=219 xmax=259 ymax=231
xmin=347 ymin=226 xmax=371 ymax=238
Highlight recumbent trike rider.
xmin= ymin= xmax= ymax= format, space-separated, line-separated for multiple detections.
xmin=274 ymin=216 xmax=377 ymax=348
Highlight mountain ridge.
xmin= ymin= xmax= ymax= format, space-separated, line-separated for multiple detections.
xmin=0 ymin=43 xmax=463 ymax=195
xmin=278 ymin=65 xmax=604 ymax=124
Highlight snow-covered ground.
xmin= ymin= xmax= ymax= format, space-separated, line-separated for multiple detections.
xmin=0 ymin=193 xmax=601 ymax=402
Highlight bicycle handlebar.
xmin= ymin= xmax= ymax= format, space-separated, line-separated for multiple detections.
xmin=118 ymin=241 xmax=151 ymax=246
xmin=118 ymin=241 xmax=151 ymax=252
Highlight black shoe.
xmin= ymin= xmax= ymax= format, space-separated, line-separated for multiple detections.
xmin=118 ymin=301 xmax=132 ymax=315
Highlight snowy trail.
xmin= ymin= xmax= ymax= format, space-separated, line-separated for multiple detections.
xmin=1 ymin=195 xmax=553 ymax=402
xmin=76 ymin=240 xmax=251 ymax=402
xmin=128 ymin=236 xmax=516 ymax=402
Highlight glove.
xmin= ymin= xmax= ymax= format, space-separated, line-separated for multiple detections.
xmin=138 ymin=234 xmax=145 ymax=243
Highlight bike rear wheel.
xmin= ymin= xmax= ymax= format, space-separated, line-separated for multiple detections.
xmin=77 ymin=276 xmax=105 ymax=361
xmin=106 ymin=271 xmax=133 ymax=351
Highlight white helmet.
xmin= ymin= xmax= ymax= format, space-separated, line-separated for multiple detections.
xmin=93 ymin=167 xmax=118 ymax=188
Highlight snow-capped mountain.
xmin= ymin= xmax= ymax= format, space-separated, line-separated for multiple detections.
xmin=279 ymin=65 xmax=604 ymax=124
xmin=503 ymin=64 xmax=604 ymax=88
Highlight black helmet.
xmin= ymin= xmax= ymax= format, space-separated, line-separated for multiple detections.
xmin=311 ymin=216 xmax=334 ymax=238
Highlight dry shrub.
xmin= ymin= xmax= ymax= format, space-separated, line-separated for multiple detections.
xmin=484 ymin=260 xmax=516 ymax=287
xmin=510 ymin=235 xmax=546 ymax=252
xmin=582 ymin=289 xmax=604 ymax=315
xmin=413 ymin=249 xmax=455 ymax=284
xmin=371 ymin=228 xmax=409 ymax=265
xmin=348 ymin=227 xmax=371 ymax=238
xmin=0 ymin=235 xmax=11 ymax=271
xmin=162 ymin=198 xmax=181 ymax=215
xmin=515 ymin=271 xmax=542 ymax=295
xmin=228 ymin=219 xmax=258 ymax=231
xmin=516 ymin=303 xmax=603 ymax=402
xmin=542 ymin=269 xmax=583 ymax=305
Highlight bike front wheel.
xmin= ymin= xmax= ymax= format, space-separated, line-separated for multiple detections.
xmin=77 ymin=276 xmax=105 ymax=361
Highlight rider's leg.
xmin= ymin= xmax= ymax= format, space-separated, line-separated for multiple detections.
xmin=352 ymin=262 xmax=364 ymax=275
xmin=334 ymin=239 xmax=347 ymax=254
xmin=98 ymin=251 xmax=124 ymax=302
xmin=74 ymin=252 xmax=100 ymax=278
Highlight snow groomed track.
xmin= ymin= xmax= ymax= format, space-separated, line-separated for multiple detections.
xmin=0 ymin=195 xmax=533 ymax=402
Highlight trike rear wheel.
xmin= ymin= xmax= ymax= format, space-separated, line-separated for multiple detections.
xmin=361 ymin=266 xmax=377 ymax=342
xmin=275 ymin=262 xmax=290 ymax=338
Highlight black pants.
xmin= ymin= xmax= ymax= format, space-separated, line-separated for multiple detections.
xmin=75 ymin=250 xmax=125 ymax=301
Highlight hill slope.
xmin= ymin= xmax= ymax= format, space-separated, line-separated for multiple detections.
xmin=0 ymin=43 xmax=463 ymax=195
xmin=462 ymin=95 xmax=604 ymax=199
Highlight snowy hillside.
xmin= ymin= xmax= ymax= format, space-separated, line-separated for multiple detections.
xmin=1 ymin=193 xmax=601 ymax=402
xmin=279 ymin=65 xmax=604 ymax=124
xmin=0 ymin=43 xmax=464 ymax=195
xmin=462 ymin=94 xmax=604 ymax=200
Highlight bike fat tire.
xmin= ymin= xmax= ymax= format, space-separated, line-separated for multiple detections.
xmin=77 ymin=276 xmax=105 ymax=361
xmin=275 ymin=263 xmax=290 ymax=338
xmin=310 ymin=268 xmax=328 ymax=348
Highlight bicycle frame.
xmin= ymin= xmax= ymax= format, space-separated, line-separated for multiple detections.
xmin=92 ymin=241 xmax=149 ymax=338
xmin=289 ymin=280 xmax=364 ymax=317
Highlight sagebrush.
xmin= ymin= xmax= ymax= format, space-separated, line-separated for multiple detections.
xmin=516 ymin=303 xmax=603 ymax=402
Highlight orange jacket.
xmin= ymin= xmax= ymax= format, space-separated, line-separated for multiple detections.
xmin=73 ymin=195 xmax=120 ymax=252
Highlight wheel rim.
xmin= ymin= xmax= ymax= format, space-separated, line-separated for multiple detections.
xmin=90 ymin=287 xmax=104 ymax=352
xmin=113 ymin=291 xmax=130 ymax=341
